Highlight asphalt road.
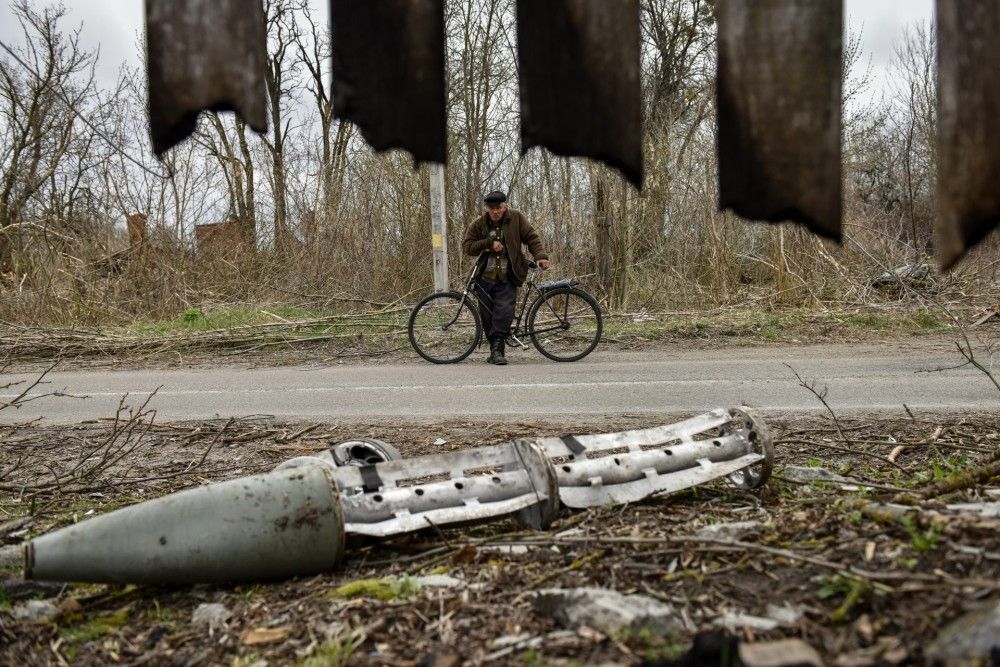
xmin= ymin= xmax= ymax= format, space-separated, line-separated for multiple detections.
xmin=1 ymin=344 xmax=996 ymax=424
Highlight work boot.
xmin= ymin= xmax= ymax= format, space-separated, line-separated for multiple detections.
xmin=491 ymin=336 xmax=508 ymax=365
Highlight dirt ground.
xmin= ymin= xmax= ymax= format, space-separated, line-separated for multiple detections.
xmin=2 ymin=409 xmax=999 ymax=666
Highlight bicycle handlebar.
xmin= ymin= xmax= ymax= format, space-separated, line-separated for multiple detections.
xmin=476 ymin=250 xmax=546 ymax=272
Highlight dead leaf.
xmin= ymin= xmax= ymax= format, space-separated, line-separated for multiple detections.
xmin=450 ymin=544 xmax=477 ymax=565
xmin=242 ymin=626 xmax=292 ymax=646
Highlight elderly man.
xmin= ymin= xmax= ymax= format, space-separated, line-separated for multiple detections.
xmin=462 ymin=191 xmax=551 ymax=365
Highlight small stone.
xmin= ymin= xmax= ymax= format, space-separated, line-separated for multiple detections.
xmin=413 ymin=575 xmax=466 ymax=589
xmin=926 ymin=601 xmax=1000 ymax=664
xmin=783 ymin=465 xmax=850 ymax=484
xmin=713 ymin=612 xmax=779 ymax=632
xmin=695 ymin=520 xmax=765 ymax=541
xmin=530 ymin=587 xmax=680 ymax=637
xmin=764 ymin=602 xmax=803 ymax=627
xmin=945 ymin=502 xmax=1000 ymax=518
xmin=738 ymin=639 xmax=824 ymax=667
xmin=191 ymin=602 xmax=231 ymax=630
xmin=11 ymin=599 xmax=59 ymax=623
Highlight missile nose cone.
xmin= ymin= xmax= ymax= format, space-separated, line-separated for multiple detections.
xmin=26 ymin=466 xmax=345 ymax=584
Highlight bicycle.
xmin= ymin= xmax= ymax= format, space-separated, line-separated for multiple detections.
xmin=408 ymin=258 xmax=603 ymax=364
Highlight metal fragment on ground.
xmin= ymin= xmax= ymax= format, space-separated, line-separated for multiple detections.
xmin=535 ymin=407 xmax=773 ymax=508
xmin=516 ymin=0 xmax=643 ymax=188
xmin=279 ymin=440 xmax=560 ymax=537
xmin=717 ymin=0 xmax=843 ymax=239
xmin=26 ymin=466 xmax=346 ymax=584
xmin=936 ymin=1 xmax=1000 ymax=268
xmin=145 ymin=0 xmax=268 ymax=155
xmin=22 ymin=409 xmax=773 ymax=585
xmin=329 ymin=0 xmax=447 ymax=164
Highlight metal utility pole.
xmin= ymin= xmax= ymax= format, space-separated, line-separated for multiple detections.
xmin=429 ymin=163 xmax=449 ymax=291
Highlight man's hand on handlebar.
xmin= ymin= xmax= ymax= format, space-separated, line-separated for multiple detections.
xmin=491 ymin=240 xmax=504 ymax=253
xmin=537 ymin=259 xmax=551 ymax=270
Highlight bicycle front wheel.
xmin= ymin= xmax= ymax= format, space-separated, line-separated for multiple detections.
xmin=408 ymin=291 xmax=483 ymax=364
xmin=527 ymin=286 xmax=603 ymax=362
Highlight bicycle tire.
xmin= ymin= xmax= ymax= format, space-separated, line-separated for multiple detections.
xmin=408 ymin=291 xmax=483 ymax=364
xmin=527 ymin=286 xmax=603 ymax=362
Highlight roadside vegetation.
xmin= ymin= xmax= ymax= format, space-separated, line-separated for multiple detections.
xmin=0 ymin=1 xmax=997 ymax=359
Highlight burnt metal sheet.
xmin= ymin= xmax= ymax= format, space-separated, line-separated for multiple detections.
xmin=145 ymin=0 xmax=268 ymax=156
xmin=716 ymin=0 xmax=843 ymax=240
xmin=516 ymin=0 xmax=643 ymax=188
xmin=329 ymin=0 xmax=447 ymax=165
xmin=936 ymin=1 xmax=1000 ymax=268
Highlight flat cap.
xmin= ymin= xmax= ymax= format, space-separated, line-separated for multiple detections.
xmin=484 ymin=190 xmax=507 ymax=204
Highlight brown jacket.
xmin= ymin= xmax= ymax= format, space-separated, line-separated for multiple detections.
xmin=462 ymin=209 xmax=548 ymax=284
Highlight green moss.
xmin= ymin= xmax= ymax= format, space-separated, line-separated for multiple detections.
xmin=911 ymin=308 xmax=942 ymax=329
xmin=296 ymin=635 xmax=366 ymax=667
xmin=520 ymin=649 xmax=545 ymax=666
xmin=328 ymin=576 xmax=421 ymax=602
xmin=60 ymin=607 xmax=130 ymax=642
xmin=615 ymin=627 xmax=687 ymax=662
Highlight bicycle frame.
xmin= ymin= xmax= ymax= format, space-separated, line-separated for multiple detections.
xmin=455 ymin=255 xmax=551 ymax=348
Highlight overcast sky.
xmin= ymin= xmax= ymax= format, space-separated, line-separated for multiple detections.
xmin=0 ymin=0 xmax=933 ymax=100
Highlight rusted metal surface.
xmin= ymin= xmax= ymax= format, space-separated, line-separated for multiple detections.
xmin=516 ymin=0 xmax=643 ymax=188
xmin=27 ymin=466 xmax=345 ymax=584
xmin=536 ymin=407 xmax=773 ymax=508
xmin=329 ymin=0 xmax=447 ymax=165
xmin=716 ymin=0 xmax=843 ymax=240
xmin=936 ymin=1 xmax=1000 ymax=268
xmin=145 ymin=0 xmax=268 ymax=156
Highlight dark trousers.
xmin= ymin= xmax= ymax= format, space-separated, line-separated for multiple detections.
xmin=475 ymin=277 xmax=517 ymax=340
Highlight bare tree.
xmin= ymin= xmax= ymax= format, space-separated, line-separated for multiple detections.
xmin=260 ymin=0 xmax=301 ymax=252
xmin=0 ymin=1 xmax=98 ymax=273
xmin=295 ymin=0 xmax=353 ymax=247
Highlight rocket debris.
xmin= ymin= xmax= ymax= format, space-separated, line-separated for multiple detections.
xmin=279 ymin=439 xmax=559 ymax=537
xmin=27 ymin=466 xmax=345 ymax=585
xmin=25 ymin=407 xmax=772 ymax=584
xmin=538 ymin=407 xmax=772 ymax=508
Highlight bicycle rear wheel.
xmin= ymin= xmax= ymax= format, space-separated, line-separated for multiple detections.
xmin=408 ymin=291 xmax=483 ymax=363
xmin=527 ymin=286 xmax=602 ymax=362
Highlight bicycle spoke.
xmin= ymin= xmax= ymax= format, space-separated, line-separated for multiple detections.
xmin=529 ymin=288 xmax=602 ymax=361
xmin=408 ymin=293 xmax=480 ymax=363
